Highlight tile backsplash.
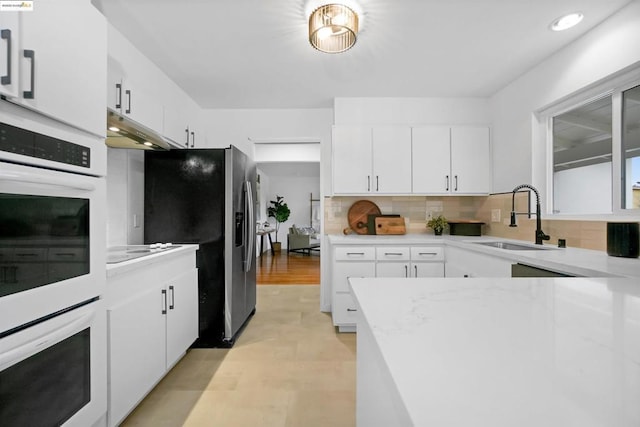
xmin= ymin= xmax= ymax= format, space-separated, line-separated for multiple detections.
xmin=325 ymin=193 xmax=608 ymax=251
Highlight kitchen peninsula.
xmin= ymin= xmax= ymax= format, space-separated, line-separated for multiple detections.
xmin=352 ymin=277 xmax=640 ymax=427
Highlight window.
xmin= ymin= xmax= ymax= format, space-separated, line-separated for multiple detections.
xmin=622 ymin=85 xmax=640 ymax=209
xmin=548 ymin=77 xmax=640 ymax=216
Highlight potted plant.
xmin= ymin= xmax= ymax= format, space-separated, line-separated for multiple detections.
xmin=427 ymin=214 xmax=447 ymax=236
xmin=267 ymin=195 xmax=291 ymax=252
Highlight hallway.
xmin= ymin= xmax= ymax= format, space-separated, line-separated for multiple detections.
xmin=256 ymin=250 xmax=320 ymax=285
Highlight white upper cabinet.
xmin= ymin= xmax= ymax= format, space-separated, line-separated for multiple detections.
xmin=164 ymin=101 xmax=202 ymax=148
xmin=372 ymin=127 xmax=412 ymax=194
xmin=450 ymin=127 xmax=491 ymax=194
xmin=332 ymin=126 xmax=372 ymax=194
xmin=412 ymin=126 xmax=491 ymax=195
xmin=1 ymin=1 xmax=106 ymax=136
xmin=107 ymin=25 xmax=163 ymax=134
xmin=333 ymin=125 xmax=412 ymax=194
xmin=412 ymin=126 xmax=451 ymax=194
xmin=0 ymin=13 xmax=19 ymax=99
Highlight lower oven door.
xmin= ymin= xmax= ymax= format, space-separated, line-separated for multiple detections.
xmin=0 ymin=299 xmax=106 ymax=427
xmin=0 ymin=160 xmax=106 ymax=334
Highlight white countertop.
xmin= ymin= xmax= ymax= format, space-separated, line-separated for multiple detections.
xmin=351 ymin=277 xmax=640 ymax=427
xmin=328 ymin=234 xmax=640 ymax=278
xmin=106 ymin=244 xmax=198 ymax=277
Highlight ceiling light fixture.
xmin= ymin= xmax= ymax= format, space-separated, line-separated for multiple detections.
xmin=550 ymin=12 xmax=583 ymax=31
xmin=309 ymin=4 xmax=358 ymax=53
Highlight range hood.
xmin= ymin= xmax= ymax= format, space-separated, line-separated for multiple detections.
xmin=106 ymin=109 xmax=171 ymax=150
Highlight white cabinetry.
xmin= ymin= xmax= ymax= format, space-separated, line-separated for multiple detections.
xmin=445 ymin=246 xmax=511 ymax=277
xmin=332 ymin=126 xmax=411 ymax=194
xmin=332 ymin=247 xmax=376 ymax=332
xmin=106 ymin=250 xmax=198 ymax=427
xmin=0 ymin=1 xmax=106 ymax=136
xmin=412 ymin=126 xmax=491 ymax=194
xmin=163 ymin=103 xmax=201 ymax=148
xmin=331 ymin=244 xmax=444 ymax=331
xmin=107 ymin=24 xmax=163 ymax=134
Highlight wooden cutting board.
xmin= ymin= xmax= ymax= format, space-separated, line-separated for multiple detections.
xmin=375 ymin=217 xmax=406 ymax=235
xmin=347 ymin=200 xmax=381 ymax=235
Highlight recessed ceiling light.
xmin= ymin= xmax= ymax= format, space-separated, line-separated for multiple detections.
xmin=143 ymin=141 xmax=154 ymax=147
xmin=108 ymin=126 xmax=120 ymax=132
xmin=550 ymin=12 xmax=583 ymax=31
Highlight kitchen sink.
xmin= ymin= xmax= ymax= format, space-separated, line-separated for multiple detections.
xmin=472 ymin=241 xmax=554 ymax=251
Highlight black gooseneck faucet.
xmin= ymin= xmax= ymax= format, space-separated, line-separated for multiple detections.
xmin=509 ymin=184 xmax=550 ymax=245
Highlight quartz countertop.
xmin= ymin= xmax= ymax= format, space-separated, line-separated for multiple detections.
xmin=106 ymin=244 xmax=198 ymax=277
xmin=351 ymin=276 xmax=640 ymax=427
xmin=328 ymin=234 xmax=640 ymax=278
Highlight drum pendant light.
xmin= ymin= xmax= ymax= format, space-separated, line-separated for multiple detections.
xmin=309 ymin=4 xmax=359 ymax=53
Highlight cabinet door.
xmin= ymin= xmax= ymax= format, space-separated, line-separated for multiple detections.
xmin=108 ymin=284 xmax=166 ymax=426
xmin=0 ymin=13 xmax=19 ymax=98
xmin=17 ymin=1 xmax=107 ymax=136
xmin=376 ymin=262 xmax=410 ymax=278
xmin=166 ymin=269 xmax=199 ymax=368
xmin=332 ymin=126 xmax=372 ymax=194
xmin=163 ymin=104 xmax=190 ymax=148
xmin=412 ymin=126 xmax=451 ymax=194
xmin=372 ymin=127 xmax=412 ymax=193
xmin=450 ymin=127 xmax=491 ymax=194
xmin=332 ymin=261 xmax=376 ymax=293
xmin=412 ymin=262 xmax=445 ymax=278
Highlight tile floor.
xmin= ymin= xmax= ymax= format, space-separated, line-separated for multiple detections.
xmin=121 ymin=285 xmax=356 ymax=427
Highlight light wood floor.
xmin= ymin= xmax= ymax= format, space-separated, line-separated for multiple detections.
xmin=257 ymin=250 xmax=320 ymax=285
xmin=121 ymin=285 xmax=355 ymax=427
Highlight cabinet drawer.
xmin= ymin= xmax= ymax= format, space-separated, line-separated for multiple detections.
xmin=332 ymin=292 xmax=359 ymax=326
xmin=334 ymin=246 xmax=375 ymax=261
xmin=376 ymin=246 xmax=410 ymax=261
xmin=411 ymin=246 xmax=444 ymax=261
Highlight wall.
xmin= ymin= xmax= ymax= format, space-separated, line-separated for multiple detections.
xmin=490 ymin=1 xmax=640 ymax=195
xmin=106 ymin=148 xmax=144 ymax=246
xmin=262 ymin=163 xmax=320 ymax=248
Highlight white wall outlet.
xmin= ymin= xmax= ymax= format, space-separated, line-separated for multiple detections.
xmin=133 ymin=214 xmax=140 ymax=228
xmin=491 ymin=209 xmax=501 ymax=223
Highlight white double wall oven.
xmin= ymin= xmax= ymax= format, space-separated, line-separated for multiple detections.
xmin=0 ymin=106 xmax=107 ymax=427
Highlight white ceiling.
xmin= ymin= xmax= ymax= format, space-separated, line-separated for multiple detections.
xmin=92 ymin=0 xmax=633 ymax=109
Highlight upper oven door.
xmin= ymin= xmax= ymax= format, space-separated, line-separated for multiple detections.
xmin=0 ymin=161 xmax=106 ymax=334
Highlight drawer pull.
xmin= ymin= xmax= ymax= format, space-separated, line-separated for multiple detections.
xmin=346 ymin=252 xmax=365 ymax=255
xmin=347 ymin=308 xmax=358 ymax=312
xmin=418 ymin=252 xmax=438 ymax=256
xmin=384 ymin=252 xmax=403 ymax=256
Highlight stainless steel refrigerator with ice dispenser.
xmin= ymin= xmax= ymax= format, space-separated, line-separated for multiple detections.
xmin=144 ymin=145 xmax=256 ymax=347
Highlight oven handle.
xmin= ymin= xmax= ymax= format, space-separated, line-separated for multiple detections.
xmin=0 ymin=311 xmax=93 ymax=370
xmin=0 ymin=169 xmax=95 ymax=191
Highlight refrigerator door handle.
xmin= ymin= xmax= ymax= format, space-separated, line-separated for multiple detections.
xmin=244 ymin=180 xmax=255 ymax=272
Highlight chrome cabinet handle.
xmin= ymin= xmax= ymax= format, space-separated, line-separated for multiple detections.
xmin=414 ymin=265 xmax=418 ymax=277
xmin=185 ymin=128 xmax=189 ymax=147
xmin=367 ymin=175 xmax=370 ymax=192
xmin=346 ymin=252 xmax=365 ymax=255
xmin=23 ymin=49 xmax=34 ymax=99
xmin=169 ymin=285 xmax=175 ymax=310
xmin=445 ymin=175 xmax=449 ymax=191
xmin=404 ymin=265 xmax=408 ymax=277
xmin=418 ymin=252 xmax=438 ymax=256
xmin=115 ymin=83 xmax=122 ymax=109
xmin=454 ymin=175 xmax=458 ymax=191
xmin=161 ymin=289 xmax=167 ymax=314
xmin=1 ymin=29 xmax=11 ymax=85
xmin=190 ymin=131 xmax=195 ymax=148
xmin=347 ymin=308 xmax=358 ymax=312
xmin=384 ymin=252 xmax=403 ymax=256
xmin=376 ymin=176 xmax=379 ymax=191
xmin=125 ymin=89 xmax=131 ymax=114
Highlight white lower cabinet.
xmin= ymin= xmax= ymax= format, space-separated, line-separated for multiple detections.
xmin=106 ymin=252 xmax=198 ymax=427
xmin=445 ymin=246 xmax=512 ymax=277
xmin=331 ymin=245 xmax=444 ymax=331
xmin=332 ymin=247 xmax=376 ymax=332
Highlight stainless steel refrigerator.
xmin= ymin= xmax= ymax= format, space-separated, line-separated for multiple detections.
xmin=144 ymin=145 xmax=256 ymax=347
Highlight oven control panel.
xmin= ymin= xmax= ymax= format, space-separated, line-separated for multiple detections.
xmin=0 ymin=122 xmax=90 ymax=168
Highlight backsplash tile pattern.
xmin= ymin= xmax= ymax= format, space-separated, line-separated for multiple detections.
xmin=325 ymin=193 xmax=608 ymax=251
